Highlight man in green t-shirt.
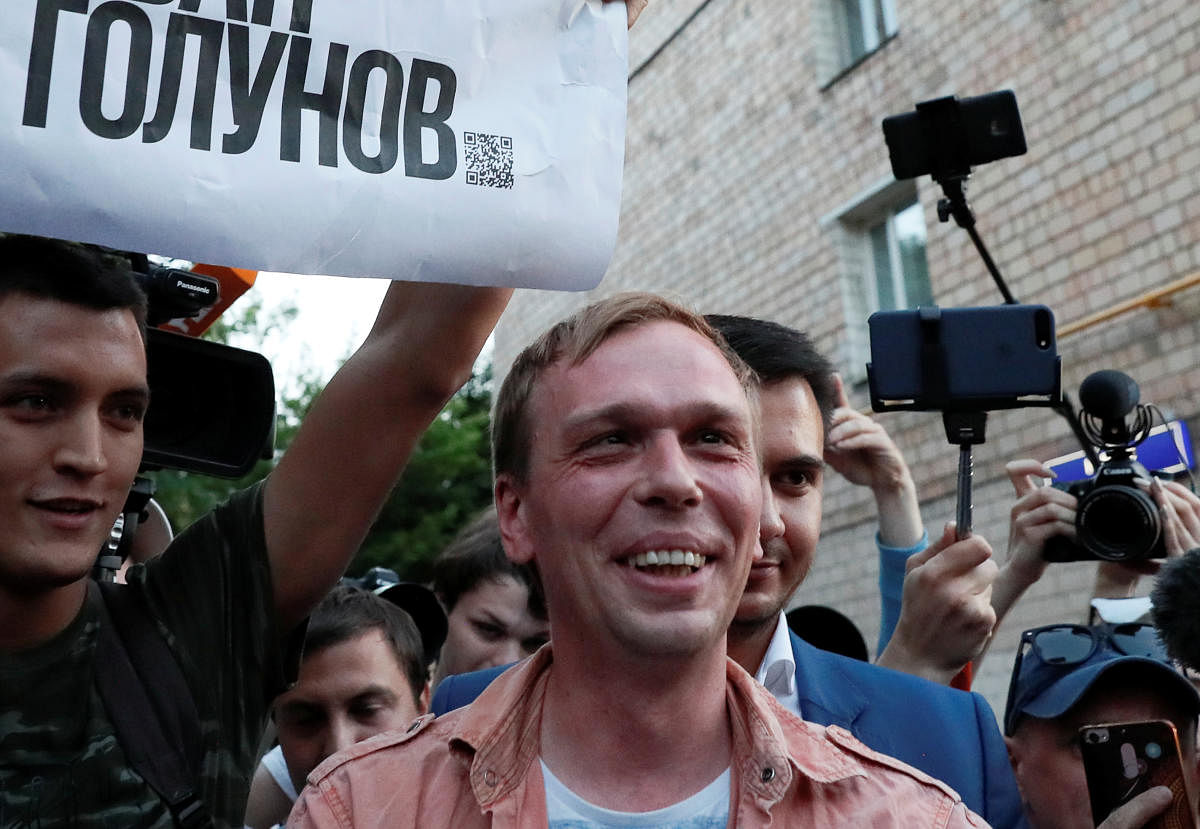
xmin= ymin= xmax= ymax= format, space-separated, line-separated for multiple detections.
xmin=0 ymin=234 xmax=510 ymax=828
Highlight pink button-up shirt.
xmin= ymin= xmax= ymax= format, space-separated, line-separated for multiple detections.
xmin=289 ymin=647 xmax=990 ymax=828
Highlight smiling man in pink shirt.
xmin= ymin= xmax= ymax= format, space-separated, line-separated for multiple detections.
xmin=289 ymin=293 xmax=987 ymax=829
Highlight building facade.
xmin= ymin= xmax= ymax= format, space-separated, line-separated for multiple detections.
xmin=491 ymin=0 xmax=1200 ymax=712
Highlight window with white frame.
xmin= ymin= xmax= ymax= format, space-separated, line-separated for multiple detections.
xmin=866 ymin=198 xmax=933 ymax=312
xmin=817 ymin=0 xmax=898 ymax=81
xmin=829 ymin=182 xmax=934 ymax=381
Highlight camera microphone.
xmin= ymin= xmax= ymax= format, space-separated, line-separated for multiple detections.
xmin=1079 ymin=369 xmax=1140 ymax=421
xmin=1150 ymin=548 xmax=1200 ymax=674
xmin=1078 ymin=369 xmax=1146 ymax=449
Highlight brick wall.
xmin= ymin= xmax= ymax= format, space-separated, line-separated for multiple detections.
xmin=491 ymin=0 xmax=1200 ymax=714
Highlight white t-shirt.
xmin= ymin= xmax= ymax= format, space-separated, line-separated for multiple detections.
xmin=262 ymin=744 xmax=299 ymax=801
xmin=247 ymin=744 xmax=295 ymax=829
xmin=542 ymin=759 xmax=730 ymax=828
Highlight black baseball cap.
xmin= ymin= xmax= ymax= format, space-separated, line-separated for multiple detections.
xmin=345 ymin=567 xmax=448 ymax=661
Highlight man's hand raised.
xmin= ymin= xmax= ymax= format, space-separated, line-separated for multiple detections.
xmin=824 ymin=374 xmax=924 ymax=549
xmin=264 ymin=282 xmax=512 ymax=631
xmin=875 ymin=523 xmax=997 ymax=685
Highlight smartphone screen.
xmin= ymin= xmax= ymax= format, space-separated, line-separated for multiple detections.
xmin=1079 ymin=719 xmax=1196 ymax=828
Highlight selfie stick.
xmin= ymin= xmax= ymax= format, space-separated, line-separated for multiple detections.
xmin=943 ymin=411 xmax=987 ymax=540
xmin=917 ymin=307 xmax=987 ymax=541
xmin=915 ymin=95 xmax=1019 ymax=306
xmin=957 ymin=448 xmax=971 ymax=537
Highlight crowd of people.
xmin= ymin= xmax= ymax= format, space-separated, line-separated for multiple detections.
xmin=3 ymin=3 xmax=1200 ymax=828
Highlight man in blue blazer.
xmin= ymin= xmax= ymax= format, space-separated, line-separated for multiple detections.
xmin=435 ymin=314 xmax=1024 ymax=828
xmin=787 ymin=632 xmax=1022 ymax=826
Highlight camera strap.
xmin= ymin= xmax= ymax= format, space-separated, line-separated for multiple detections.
xmin=89 ymin=580 xmax=214 ymax=829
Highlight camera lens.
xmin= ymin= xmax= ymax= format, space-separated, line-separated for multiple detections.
xmin=1145 ymin=742 xmax=1163 ymax=759
xmin=1077 ymin=485 xmax=1161 ymax=561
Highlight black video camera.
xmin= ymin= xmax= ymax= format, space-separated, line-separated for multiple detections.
xmin=128 ymin=256 xmax=276 ymax=479
xmin=142 ymin=328 xmax=275 ymax=478
xmin=94 ymin=251 xmax=276 ymax=580
xmin=136 ymin=263 xmax=220 ymax=327
xmin=1043 ymin=370 xmax=1165 ymax=563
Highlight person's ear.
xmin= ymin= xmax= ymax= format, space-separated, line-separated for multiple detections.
xmin=495 ymin=474 xmax=535 ymax=564
xmin=417 ymin=679 xmax=431 ymax=714
xmin=1004 ymin=734 xmax=1033 ymax=799
xmin=1004 ymin=736 xmax=1021 ymax=776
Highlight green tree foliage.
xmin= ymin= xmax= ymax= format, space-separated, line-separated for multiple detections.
xmin=147 ymin=297 xmax=495 ymax=582
xmin=349 ymin=364 xmax=495 ymax=583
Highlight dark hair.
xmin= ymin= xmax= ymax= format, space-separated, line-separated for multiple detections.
xmin=432 ymin=505 xmax=546 ymax=620
xmin=706 ymin=314 xmax=838 ymax=433
xmin=0 ymin=234 xmax=148 ymax=339
xmin=785 ymin=605 xmax=869 ymax=662
xmin=305 ymin=585 xmax=428 ymax=709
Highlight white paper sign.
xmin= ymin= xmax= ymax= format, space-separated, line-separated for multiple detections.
xmin=0 ymin=0 xmax=628 ymax=289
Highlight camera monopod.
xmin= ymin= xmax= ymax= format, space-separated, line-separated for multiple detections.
xmin=872 ymin=91 xmax=1070 ymax=539
xmin=868 ymin=306 xmax=1062 ymax=540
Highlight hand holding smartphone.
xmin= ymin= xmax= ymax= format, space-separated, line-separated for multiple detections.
xmin=1080 ymin=719 xmax=1197 ymax=828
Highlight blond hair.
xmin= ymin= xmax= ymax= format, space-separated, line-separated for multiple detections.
xmin=492 ymin=292 xmax=756 ymax=482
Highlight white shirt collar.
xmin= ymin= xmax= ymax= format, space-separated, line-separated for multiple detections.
xmin=753 ymin=613 xmax=800 ymax=716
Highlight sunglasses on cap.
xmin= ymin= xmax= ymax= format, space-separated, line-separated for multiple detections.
xmin=1003 ymin=622 xmax=1170 ymax=734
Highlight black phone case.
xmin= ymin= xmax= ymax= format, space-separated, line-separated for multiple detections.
xmin=1080 ymin=719 xmax=1195 ymax=829
xmin=866 ymin=304 xmax=1059 ymax=407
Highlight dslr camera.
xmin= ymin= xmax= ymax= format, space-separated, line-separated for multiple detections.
xmin=1043 ymin=370 xmax=1166 ymax=563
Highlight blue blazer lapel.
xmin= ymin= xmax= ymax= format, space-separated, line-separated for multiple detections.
xmin=789 ymin=630 xmax=869 ymax=730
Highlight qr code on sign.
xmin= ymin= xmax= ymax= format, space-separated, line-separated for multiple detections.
xmin=464 ymin=132 xmax=514 ymax=189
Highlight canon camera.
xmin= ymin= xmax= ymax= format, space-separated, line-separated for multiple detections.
xmin=1043 ymin=370 xmax=1167 ymax=563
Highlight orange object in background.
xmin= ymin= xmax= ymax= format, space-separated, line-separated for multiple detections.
xmin=157 ymin=264 xmax=257 ymax=336
xmin=951 ymin=662 xmax=973 ymax=691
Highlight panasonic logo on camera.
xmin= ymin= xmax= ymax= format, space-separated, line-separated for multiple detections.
xmin=177 ymin=280 xmax=212 ymax=294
